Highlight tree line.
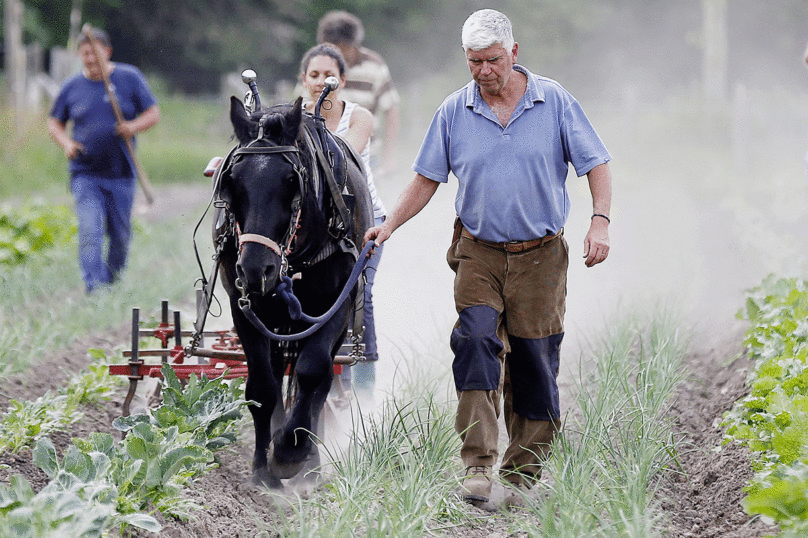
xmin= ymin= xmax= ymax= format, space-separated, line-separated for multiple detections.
xmin=3 ymin=0 xmax=807 ymax=97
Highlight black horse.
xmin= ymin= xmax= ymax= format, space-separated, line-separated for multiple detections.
xmin=213 ymin=95 xmax=373 ymax=487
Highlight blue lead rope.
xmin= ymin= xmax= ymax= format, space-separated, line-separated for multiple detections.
xmin=240 ymin=240 xmax=375 ymax=342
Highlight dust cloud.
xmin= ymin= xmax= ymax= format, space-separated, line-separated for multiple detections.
xmin=204 ymin=2 xmax=808 ymax=463
xmin=366 ymin=2 xmax=808 ymax=405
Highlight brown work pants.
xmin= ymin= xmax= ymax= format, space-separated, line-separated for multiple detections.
xmin=447 ymin=225 xmax=567 ymax=486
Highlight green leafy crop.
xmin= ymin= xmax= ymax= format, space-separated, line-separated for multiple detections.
xmin=722 ymin=275 xmax=808 ymax=531
xmin=0 ymin=363 xmax=250 ymax=535
xmin=0 ymin=202 xmax=76 ymax=265
xmin=113 ymin=364 xmax=249 ymax=451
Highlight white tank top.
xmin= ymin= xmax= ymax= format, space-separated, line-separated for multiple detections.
xmin=336 ymin=101 xmax=386 ymax=219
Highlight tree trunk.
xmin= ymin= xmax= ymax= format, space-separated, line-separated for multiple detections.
xmin=701 ymin=0 xmax=728 ymax=103
xmin=3 ymin=0 xmax=25 ymax=131
xmin=68 ymin=0 xmax=83 ymax=51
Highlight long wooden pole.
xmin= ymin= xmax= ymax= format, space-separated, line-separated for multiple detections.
xmin=81 ymin=23 xmax=155 ymax=205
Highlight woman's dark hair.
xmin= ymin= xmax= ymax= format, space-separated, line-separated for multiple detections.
xmin=300 ymin=43 xmax=347 ymax=77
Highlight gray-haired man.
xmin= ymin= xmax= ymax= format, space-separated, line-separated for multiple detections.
xmin=365 ymin=8 xmax=612 ymax=508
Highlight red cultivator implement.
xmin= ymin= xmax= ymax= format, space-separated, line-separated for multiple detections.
xmin=109 ymin=300 xmax=360 ymax=416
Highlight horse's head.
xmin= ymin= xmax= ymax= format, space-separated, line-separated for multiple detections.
xmin=221 ymin=95 xmax=307 ymax=297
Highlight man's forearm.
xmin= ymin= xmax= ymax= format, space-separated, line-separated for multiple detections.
xmin=129 ymin=105 xmax=160 ymax=134
xmin=47 ymin=118 xmax=70 ymax=148
xmin=385 ymin=173 xmax=439 ymax=234
xmin=587 ymin=163 xmax=612 ymax=217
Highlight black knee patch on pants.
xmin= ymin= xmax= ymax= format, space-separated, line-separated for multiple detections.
xmin=508 ymin=333 xmax=563 ymax=421
xmin=451 ymin=305 xmax=502 ymax=391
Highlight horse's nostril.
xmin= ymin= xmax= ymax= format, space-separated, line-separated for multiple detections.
xmin=262 ymin=264 xmax=278 ymax=295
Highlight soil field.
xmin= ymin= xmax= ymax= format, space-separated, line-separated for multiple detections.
xmin=0 ymin=305 xmax=779 ymax=537
xmin=0 ymin=180 xmax=794 ymax=536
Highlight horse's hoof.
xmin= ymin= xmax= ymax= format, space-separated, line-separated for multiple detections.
xmin=267 ymin=442 xmax=307 ymax=479
xmin=252 ymin=467 xmax=282 ymax=489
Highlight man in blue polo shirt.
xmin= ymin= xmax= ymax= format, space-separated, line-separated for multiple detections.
xmin=365 ymin=9 xmax=612 ymax=509
xmin=47 ymin=28 xmax=159 ymax=293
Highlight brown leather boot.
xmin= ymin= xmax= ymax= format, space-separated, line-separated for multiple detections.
xmin=461 ymin=465 xmax=492 ymax=504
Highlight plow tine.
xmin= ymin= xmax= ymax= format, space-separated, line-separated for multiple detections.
xmin=174 ymin=310 xmax=182 ymax=347
xmin=123 ymin=307 xmax=144 ymax=417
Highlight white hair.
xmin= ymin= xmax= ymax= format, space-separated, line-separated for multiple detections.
xmin=461 ymin=9 xmax=514 ymax=52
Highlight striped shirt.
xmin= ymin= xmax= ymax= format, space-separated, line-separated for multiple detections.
xmin=339 ymin=47 xmax=399 ymax=159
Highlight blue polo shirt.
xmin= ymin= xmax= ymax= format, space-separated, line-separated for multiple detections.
xmin=50 ymin=63 xmax=156 ymax=179
xmin=413 ymin=65 xmax=610 ymax=243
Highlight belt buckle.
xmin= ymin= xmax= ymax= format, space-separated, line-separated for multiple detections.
xmin=504 ymin=240 xmax=523 ymax=253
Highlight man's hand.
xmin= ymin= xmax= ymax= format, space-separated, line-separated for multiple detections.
xmin=115 ymin=105 xmax=160 ymax=140
xmin=47 ymin=118 xmax=84 ymax=161
xmin=63 ymin=139 xmax=84 ymax=160
xmin=583 ymin=216 xmax=609 ymax=267
xmin=363 ymin=223 xmax=391 ymax=254
xmin=116 ymin=120 xmax=138 ymax=139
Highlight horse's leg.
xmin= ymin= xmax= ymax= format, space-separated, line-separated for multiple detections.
xmin=300 ymin=357 xmax=340 ymax=483
xmin=269 ymin=301 xmax=349 ymax=479
xmin=231 ymin=302 xmax=282 ymax=488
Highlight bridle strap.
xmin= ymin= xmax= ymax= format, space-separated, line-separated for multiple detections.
xmin=226 ymin=139 xmax=306 ymax=264
xmin=303 ymin=126 xmax=351 ymax=238
xmin=234 ymin=145 xmax=299 ymax=156
xmin=238 ymin=233 xmax=283 ymax=256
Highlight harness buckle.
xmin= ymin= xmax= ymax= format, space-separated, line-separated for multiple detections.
xmin=236 ymin=278 xmax=251 ymax=309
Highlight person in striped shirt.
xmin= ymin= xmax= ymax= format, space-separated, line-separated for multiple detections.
xmin=316 ymin=10 xmax=400 ymax=177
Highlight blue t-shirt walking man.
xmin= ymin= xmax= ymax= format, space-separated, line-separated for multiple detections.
xmin=364 ymin=9 xmax=612 ymax=510
xmin=47 ymin=28 xmax=159 ymax=293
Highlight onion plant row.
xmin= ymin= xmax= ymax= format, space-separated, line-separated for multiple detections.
xmin=0 ymin=350 xmax=121 ymax=454
xmin=269 ymin=309 xmax=688 ymax=537
xmin=507 ymin=309 xmax=687 ymax=537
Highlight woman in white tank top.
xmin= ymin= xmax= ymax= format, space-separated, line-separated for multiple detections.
xmin=300 ymin=43 xmax=386 ymax=396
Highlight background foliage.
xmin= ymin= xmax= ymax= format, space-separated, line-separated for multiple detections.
xmin=3 ymin=0 xmax=807 ymax=95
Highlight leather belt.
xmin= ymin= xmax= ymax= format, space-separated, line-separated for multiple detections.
xmin=460 ymin=227 xmax=562 ymax=253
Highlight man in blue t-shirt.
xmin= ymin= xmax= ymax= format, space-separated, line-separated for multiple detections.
xmin=364 ymin=9 xmax=612 ymax=509
xmin=47 ymin=28 xmax=159 ymax=293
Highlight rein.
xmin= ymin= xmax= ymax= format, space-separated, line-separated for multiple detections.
xmin=239 ymin=240 xmax=375 ymax=342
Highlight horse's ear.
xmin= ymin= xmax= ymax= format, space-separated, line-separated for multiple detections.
xmin=230 ymin=96 xmax=253 ymax=144
xmin=283 ymin=96 xmax=304 ymax=145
